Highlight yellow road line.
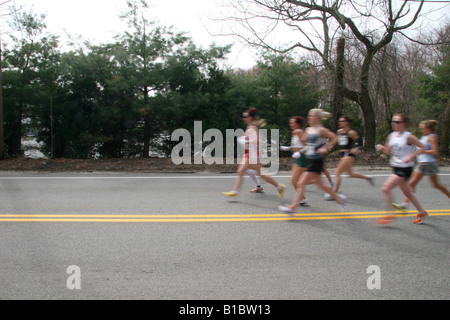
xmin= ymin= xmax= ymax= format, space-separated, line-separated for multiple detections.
xmin=0 ymin=210 xmax=449 ymax=223
xmin=0 ymin=209 xmax=448 ymax=219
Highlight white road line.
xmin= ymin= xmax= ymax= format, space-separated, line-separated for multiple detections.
xmin=0 ymin=174 xmax=449 ymax=180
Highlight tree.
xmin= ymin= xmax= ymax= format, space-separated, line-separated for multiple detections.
xmin=0 ymin=31 xmax=4 ymax=159
xmin=0 ymin=0 xmax=15 ymax=159
xmin=416 ymin=24 xmax=450 ymax=156
xmin=220 ymin=0 xmax=435 ymax=150
xmin=224 ymin=55 xmax=321 ymax=148
xmin=2 ymin=8 xmax=54 ymax=156
xmin=117 ymin=0 xmax=189 ymax=157
xmin=33 ymin=33 xmax=61 ymax=158
xmin=255 ymin=54 xmax=320 ymax=130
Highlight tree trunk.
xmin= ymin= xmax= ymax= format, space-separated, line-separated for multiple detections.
xmin=359 ymin=51 xmax=377 ymax=151
xmin=331 ymin=37 xmax=345 ymax=132
xmin=9 ymin=101 xmax=23 ymax=156
xmin=441 ymin=98 xmax=450 ymax=157
xmin=143 ymin=114 xmax=151 ymax=158
xmin=342 ymin=59 xmax=377 ymax=151
xmin=359 ymin=87 xmax=377 ymax=151
xmin=143 ymin=86 xmax=150 ymax=158
xmin=0 ymin=33 xmax=4 ymax=160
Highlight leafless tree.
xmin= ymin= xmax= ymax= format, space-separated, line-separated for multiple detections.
xmin=216 ymin=0 xmax=445 ymax=150
xmin=368 ymin=23 xmax=449 ymax=155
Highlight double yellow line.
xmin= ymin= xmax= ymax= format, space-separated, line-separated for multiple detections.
xmin=0 ymin=210 xmax=449 ymax=223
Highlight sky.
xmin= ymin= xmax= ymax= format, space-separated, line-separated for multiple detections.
xmin=4 ymin=0 xmax=260 ymax=69
xmin=3 ymin=0 xmax=449 ymax=70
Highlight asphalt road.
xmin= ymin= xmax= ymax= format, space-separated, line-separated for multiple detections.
xmin=0 ymin=168 xmax=449 ymax=301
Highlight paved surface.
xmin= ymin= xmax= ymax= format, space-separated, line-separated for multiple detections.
xmin=0 ymin=168 xmax=449 ymax=300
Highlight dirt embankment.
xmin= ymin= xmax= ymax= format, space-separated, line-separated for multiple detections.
xmin=4 ymin=152 xmax=445 ymax=173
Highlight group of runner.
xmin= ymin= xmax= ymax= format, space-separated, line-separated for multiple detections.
xmin=223 ymin=108 xmax=449 ymax=225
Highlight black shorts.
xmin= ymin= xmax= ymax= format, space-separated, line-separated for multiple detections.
xmin=340 ymin=151 xmax=356 ymax=158
xmin=392 ymin=167 xmax=413 ymax=181
xmin=307 ymin=158 xmax=324 ymax=174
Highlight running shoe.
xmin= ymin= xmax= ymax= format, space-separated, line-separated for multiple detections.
xmin=223 ymin=191 xmax=239 ymax=198
xmin=250 ymin=186 xmax=264 ymax=193
xmin=376 ymin=215 xmax=395 ymax=225
xmin=392 ymin=203 xmax=408 ymax=213
xmin=278 ymin=184 xmax=286 ymax=199
xmin=338 ymin=194 xmax=347 ymax=212
xmin=278 ymin=205 xmax=295 ymax=215
xmin=324 ymin=193 xmax=335 ymax=201
xmin=368 ymin=176 xmax=375 ymax=186
xmin=299 ymin=199 xmax=309 ymax=207
xmin=413 ymin=212 xmax=429 ymax=225
xmin=325 ymin=192 xmax=346 ymax=202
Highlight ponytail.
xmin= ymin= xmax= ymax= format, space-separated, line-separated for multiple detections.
xmin=245 ymin=108 xmax=266 ymax=128
xmin=310 ymin=108 xmax=331 ymax=121
xmin=421 ymin=120 xmax=439 ymax=133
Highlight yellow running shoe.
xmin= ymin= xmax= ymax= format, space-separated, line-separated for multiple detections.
xmin=278 ymin=184 xmax=286 ymax=199
xmin=392 ymin=203 xmax=408 ymax=213
xmin=223 ymin=191 xmax=239 ymax=198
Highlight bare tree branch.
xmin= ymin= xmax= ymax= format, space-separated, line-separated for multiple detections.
xmin=212 ymin=0 xmax=445 ymax=150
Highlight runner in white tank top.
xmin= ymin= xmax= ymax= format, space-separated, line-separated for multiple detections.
xmin=279 ymin=109 xmax=344 ymax=215
xmin=388 ymin=131 xmax=415 ymax=168
xmin=223 ymin=108 xmax=285 ymax=199
xmin=397 ymin=120 xmax=450 ymax=221
xmin=376 ymin=114 xmax=428 ymax=225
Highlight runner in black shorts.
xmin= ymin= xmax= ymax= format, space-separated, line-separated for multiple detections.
xmin=307 ymin=158 xmax=324 ymax=174
xmin=279 ymin=109 xmax=346 ymax=215
xmin=392 ymin=167 xmax=413 ymax=180
xmin=376 ymin=114 xmax=428 ymax=225
xmin=330 ymin=116 xmax=375 ymax=199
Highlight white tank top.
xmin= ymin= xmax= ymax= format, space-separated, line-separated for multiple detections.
xmin=291 ymin=135 xmax=304 ymax=149
xmin=417 ymin=134 xmax=437 ymax=163
xmin=389 ymin=131 xmax=415 ymax=168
